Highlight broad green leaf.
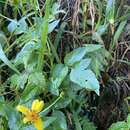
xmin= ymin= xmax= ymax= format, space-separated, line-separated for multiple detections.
xmin=44 ymin=117 xmax=56 ymax=128
xmin=11 ymin=73 xmax=29 ymax=89
xmin=52 ymin=110 xmax=67 ymax=130
xmin=70 ymin=59 xmax=100 ymax=95
xmin=28 ymin=72 xmax=46 ymax=88
xmin=50 ymin=64 xmax=68 ymax=95
xmin=54 ymin=76 xmax=72 ymax=108
xmin=0 ymin=44 xmax=20 ymax=74
xmin=25 ymin=52 xmax=38 ymax=73
xmin=8 ymin=18 xmax=28 ymax=35
xmin=64 ymin=44 xmax=102 ymax=66
xmin=89 ymin=48 xmax=110 ymax=77
xmin=20 ymin=84 xmax=41 ymax=102
xmin=109 ymin=121 xmax=129 ymax=130
xmin=3 ymin=104 xmax=21 ymax=130
xmin=15 ymin=41 xmax=37 ymax=65
xmin=55 ymin=97 xmax=72 ymax=109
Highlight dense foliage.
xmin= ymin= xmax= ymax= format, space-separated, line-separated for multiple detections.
xmin=0 ymin=0 xmax=130 ymax=130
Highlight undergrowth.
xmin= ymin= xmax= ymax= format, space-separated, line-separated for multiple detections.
xmin=0 ymin=0 xmax=130 ymax=130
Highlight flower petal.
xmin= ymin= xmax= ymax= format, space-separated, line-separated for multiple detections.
xmin=32 ymin=100 xmax=44 ymax=113
xmin=16 ymin=105 xmax=30 ymax=115
xmin=33 ymin=117 xmax=44 ymax=130
xmin=23 ymin=117 xmax=30 ymax=123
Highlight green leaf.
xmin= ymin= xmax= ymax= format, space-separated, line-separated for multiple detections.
xmin=92 ymin=32 xmax=104 ymax=44
xmin=51 ymin=2 xmax=66 ymax=15
xmin=20 ymin=84 xmax=41 ymax=102
xmin=81 ymin=118 xmax=96 ymax=130
xmin=55 ymin=97 xmax=72 ymax=109
xmin=2 ymin=104 xmax=21 ymax=130
xmin=70 ymin=59 xmax=100 ymax=95
xmin=8 ymin=18 xmax=28 ymax=35
xmin=28 ymin=72 xmax=46 ymax=88
xmin=127 ymin=114 xmax=130 ymax=128
xmin=44 ymin=116 xmax=56 ymax=128
xmin=0 ymin=44 xmax=20 ymax=74
xmin=0 ymin=31 xmax=7 ymax=49
xmin=105 ymin=0 xmax=115 ymax=24
xmin=33 ymin=17 xmax=60 ymax=34
xmin=109 ymin=121 xmax=129 ymax=130
xmin=48 ymin=20 xmax=60 ymax=33
xmin=64 ymin=44 xmax=102 ymax=66
xmin=50 ymin=64 xmax=68 ymax=95
xmin=37 ymin=0 xmax=50 ymax=71
xmin=11 ymin=72 xmax=29 ymax=89
xmin=73 ymin=112 xmax=82 ymax=130
xmin=0 ymin=102 xmax=6 ymax=117
xmin=52 ymin=110 xmax=67 ymax=130
xmin=89 ymin=48 xmax=110 ymax=77
xmin=15 ymin=41 xmax=37 ymax=66
xmin=113 ymin=21 xmax=127 ymax=48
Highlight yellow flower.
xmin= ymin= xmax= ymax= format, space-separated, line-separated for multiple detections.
xmin=16 ymin=99 xmax=44 ymax=130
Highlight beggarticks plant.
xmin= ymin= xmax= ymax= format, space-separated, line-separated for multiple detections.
xmin=16 ymin=99 xmax=44 ymax=130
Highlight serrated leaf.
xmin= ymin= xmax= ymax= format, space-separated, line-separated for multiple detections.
xmin=50 ymin=64 xmax=68 ymax=95
xmin=64 ymin=44 xmax=102 ymax=66
xmin=0 ymin=44 xmax=20 ymax=74
xmin=70 ymin=59 xmax=100 ymax=95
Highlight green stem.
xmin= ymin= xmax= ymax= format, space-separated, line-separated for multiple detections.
xmin=40 ymin=92 xmax=64 ymax=116
xmin=37 ymin=0 xmax=50 ymax=71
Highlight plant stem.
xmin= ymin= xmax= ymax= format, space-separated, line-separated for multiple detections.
xmin=37 ymin=0 xmax=50 ymax=71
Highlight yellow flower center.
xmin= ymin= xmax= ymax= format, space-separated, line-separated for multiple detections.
xmin=16 ymin=99 xmax=44 ymax=130
xmin=27 ymin=110 xmax=38 ymax=122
